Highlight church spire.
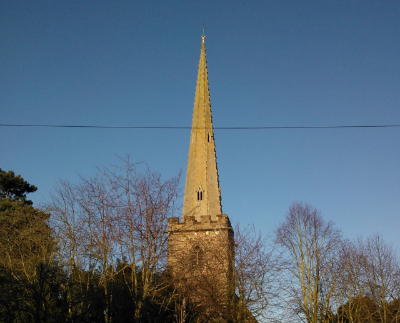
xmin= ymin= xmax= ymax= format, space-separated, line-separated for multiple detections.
xmin=182 ymin=34 xmax=222 ymax=221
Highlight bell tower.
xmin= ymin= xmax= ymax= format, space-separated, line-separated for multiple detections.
xmin=167 ymin=33 xmax=234 ymax=320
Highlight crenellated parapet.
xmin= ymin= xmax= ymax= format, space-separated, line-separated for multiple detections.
xmin=168 ymin=214 xmax=231 ymax=232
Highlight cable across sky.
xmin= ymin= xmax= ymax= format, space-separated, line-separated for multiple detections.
xmin=1 ymin=124 xmax=400 ymax=130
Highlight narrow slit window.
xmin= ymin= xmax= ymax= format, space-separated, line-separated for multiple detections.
xmin=197 ymin=191 xmax=203 ymax=201
xmin=192 ymin=245 xmax=204 ymax=267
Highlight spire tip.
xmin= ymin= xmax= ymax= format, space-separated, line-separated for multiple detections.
xmin=201 ymin=24 xmax=206 ymax=43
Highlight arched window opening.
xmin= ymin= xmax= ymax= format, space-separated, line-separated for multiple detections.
xmin=192 ymin=245 xmax=204 ymax=267
xmin=197 ymin=186 xmax=203 ymax=201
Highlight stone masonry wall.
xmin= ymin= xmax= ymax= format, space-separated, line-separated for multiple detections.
xmin=167 ymin=215 xmax=234 ymax=319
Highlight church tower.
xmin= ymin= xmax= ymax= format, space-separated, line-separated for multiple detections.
xmin=167 ymin=34 xmax=234 ymax=320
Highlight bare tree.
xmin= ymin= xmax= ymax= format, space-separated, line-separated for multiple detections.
xmin=332 ymin=234 xmax=400 ymax=323
xmin=332 ymin=240 xmax=376 ymax=323
xmin=48 ymin=180 xmax=90 ymax=321
xmin=47 ymin=158 xmax=181 ymax=322
xmin=109 ymin=160 xmax=181 ymax=320
xmin=362 ymin=234 xmax=400 ymax=323
xmin=49 ymin=175 xmax=119 ymax=322
xmin=233 ymin=224 xmax=278 ymax=322
xmin=275 ymin=202 xmax=343 ymax=323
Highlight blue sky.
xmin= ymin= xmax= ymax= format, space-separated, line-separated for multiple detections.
xmin=1 ymin=1 xmax=400 ymax=247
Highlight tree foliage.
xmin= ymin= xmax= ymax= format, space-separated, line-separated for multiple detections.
xmin=0 ymin=168 xmax=37 ymax=204
xmin=0 ymin=171 xmax=58 ymax=322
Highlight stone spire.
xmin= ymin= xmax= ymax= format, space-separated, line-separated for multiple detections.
xmin=182 ymin=34 xmax=222 ymax=222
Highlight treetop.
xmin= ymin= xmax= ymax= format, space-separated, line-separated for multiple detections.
xmin=0 ymin=168 xmax=37 ymax=204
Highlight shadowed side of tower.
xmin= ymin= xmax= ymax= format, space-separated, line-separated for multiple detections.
xmin=167 ymin=34 xmax=235 ymax=321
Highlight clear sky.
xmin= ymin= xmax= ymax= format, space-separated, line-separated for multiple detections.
xmin=1 ymin=1 xmax=399 ymax=248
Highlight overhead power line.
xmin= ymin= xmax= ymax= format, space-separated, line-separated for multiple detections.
xmin=1 ymin=123 xmax=400 ymax=130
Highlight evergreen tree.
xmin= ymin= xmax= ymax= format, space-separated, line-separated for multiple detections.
xmin=0 ymin=168 xmax=37 ymax=204
xmin=0 ymin=169 xmax=61 ymax=322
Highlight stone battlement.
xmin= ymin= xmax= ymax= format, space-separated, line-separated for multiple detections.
xmin=168 ymin=214 xmax=231 ymax=231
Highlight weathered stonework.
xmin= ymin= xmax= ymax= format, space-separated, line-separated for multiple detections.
xmin=167 ymin=215 xmax=234 ymax=318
